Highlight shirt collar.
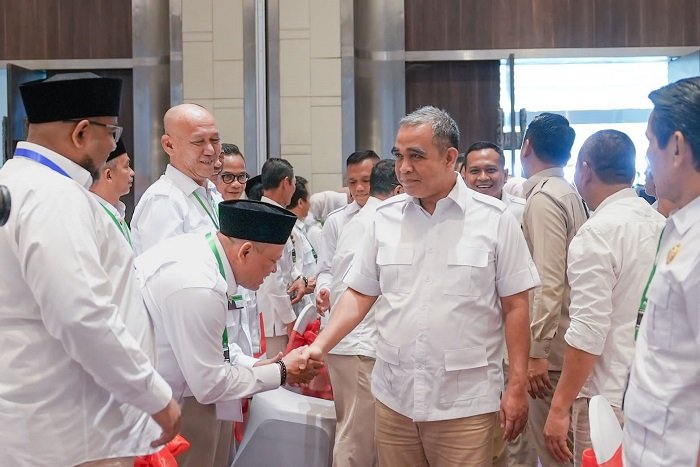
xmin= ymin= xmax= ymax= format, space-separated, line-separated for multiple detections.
xmin=261 ymin=195 xmax=284 ymax=209
xmin=362 ymin=196 xmax=381 ymax=210
xmin=668 ymin=193 xmax=700 ymax=236
xmin=346 ymin=200 xmax=362 ymax=215
xmin=404 ymin=174 xmax=467 ymax=215
xmin=590 ymin=187 xmax=637 ymax=218
xmin=16 ymin=141 xmax=93 ymax=188
xmin=165 ymin=164 xmax=205 ymax=196
xmin=212 ymin=233 xmax=238 ymax=294
xmin=294 ymin=218 xmax=306 ymax=231
xmin=523 ymin=167 xmax=566 ymax=198
xmin=91 ymin=192 xmax=126 ymax=220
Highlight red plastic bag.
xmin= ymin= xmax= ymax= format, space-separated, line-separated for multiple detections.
xmin=134 ymin=434 xmax=190 ymax=467
xmin=284 ymin=318 xmax=333 ymax=401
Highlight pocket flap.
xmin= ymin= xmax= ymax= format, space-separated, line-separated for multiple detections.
xmin=624 ymin=385 xmax=667 ymax=436
xmin=377 ymin=247 xmax=413 ymax=266
xmin=448 ymin=247 xmax=488 ymax=267
xmin=445 ymin=346 xmax=488 ymax=371
xmin=375 ymin=339 xmax=400 ymax=365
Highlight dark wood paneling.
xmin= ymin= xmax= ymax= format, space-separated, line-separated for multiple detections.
xmin=405 ymin=61 xmax=500 ymax=152
xmin=0 ymin=0 xmax=132 ymax=60
xmin=406 ymin=0 xmax=700 ymax=51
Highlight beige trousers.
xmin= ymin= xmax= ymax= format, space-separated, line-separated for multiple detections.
xmin=178 ymin=396 xmax=233 ymax=467
xmin=572 ymin=397 xmax=624 ymax=467
xmin=326 ymin=354 xmax=377 ymax=467
xmin=527 ymin=370 xmax=574 ymax=467
xmin=76 ymin=458 xmax=133 ymax=467
xmin=266 ymin=334 xmax=289 ymax=358
xmin=375 ymin=400 xmax=498 ymax=467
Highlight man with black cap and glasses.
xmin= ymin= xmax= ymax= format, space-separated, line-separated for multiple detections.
xmin=136 ymin=199 xmax=324 ymax=467
xmin=90 ymin=138 xmax=136 ymax=250
xmin=0 ymin=73 xmax=180 ymax=467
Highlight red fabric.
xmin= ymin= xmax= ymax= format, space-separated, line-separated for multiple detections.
xmin=255 ymin=313 xmax=266 ymax=359
xmin=134 ymin=434 xmax=190 ymax=467
xmin=284 ymin=318 xmax=333 ymax=401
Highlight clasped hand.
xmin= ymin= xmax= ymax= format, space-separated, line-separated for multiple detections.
xmin=280 ymin=345 xmax=324 ymax=385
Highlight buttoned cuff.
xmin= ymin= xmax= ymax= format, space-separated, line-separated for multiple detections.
xmin=253 ymin=362 xmax=283 ymax=390
xmin=345 ymin=270 xmax=381 ymax=297
xmin=130 ymin=371 xmax=174 ymax=415
xmin=530 ymin=339 xmax=551 ymax=359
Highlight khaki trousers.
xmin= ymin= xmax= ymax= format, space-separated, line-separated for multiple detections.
xmin=571 ymin=397 xmax=624 ymax=467
xmin=76 ymin=458 xmax=133 ymax=467
xmin=527 ymin=370 xmax=573 ymax=467
xmin=266 ymin=334 xmax=289 ymax=358
xmin=178 ymin=397 xmax=233 ymax=467
xmin=375 ymin=400 xmax=498 ymax=467
xmin=326 ymin=354 xmax=377 ymax=467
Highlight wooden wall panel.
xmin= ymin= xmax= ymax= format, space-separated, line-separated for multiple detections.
xmin=405 ymin=0 xmax=700 ymax=51
xmin=405 ymin=61 xmax=501 ymax=152
xmin=0 ymin=0 xmax=132 ymax=59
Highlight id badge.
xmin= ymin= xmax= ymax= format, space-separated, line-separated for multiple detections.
xmin=228 ymin=294 xmax=245 ymax=310
xmin=216 ymin=399 xmax=243 ymax=421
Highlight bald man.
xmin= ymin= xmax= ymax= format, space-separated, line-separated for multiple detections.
xmin=131 ymin=103 xmax=222 ymax=254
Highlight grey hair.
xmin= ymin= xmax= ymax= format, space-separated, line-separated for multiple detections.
xmin=399 ymin=106 xmax=460 ymax=150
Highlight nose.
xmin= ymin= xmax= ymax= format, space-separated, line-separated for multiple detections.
xmin=477 ymin=171 xmax=489 ymax=181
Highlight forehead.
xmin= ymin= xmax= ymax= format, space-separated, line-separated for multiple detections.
xmin=222 ymin=154 xmax=245 ymax=169
xmin=347 ymin=158 xmax=374 ymax=177
xmin=394 ymin=123 xmax=435 ymax=149
xmin=466 ymin=148 xmax=501 ymax=167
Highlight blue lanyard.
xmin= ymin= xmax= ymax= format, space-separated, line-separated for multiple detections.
xmin=14 ymin=148 xmax=71 ymax=179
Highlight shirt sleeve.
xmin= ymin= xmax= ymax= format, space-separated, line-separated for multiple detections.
xmin=524 ymin=191 xmax=570 ymax=358
xmin=564 ymin=226 xmax=616 ymax=356
xmin=162 ymin=288 xmax=280 ymax=404
xmin=131 ymin=194 xmax=187 ymax=254
xmin=345 ymin=215 xmax=381 ymax=297
xmin=495 ymin=210 xmax=541 ymax=297
xmin=315 ymin=215 xmax=339 ymax=294
xmin=22 ymin=187 xmax=172 ymax=415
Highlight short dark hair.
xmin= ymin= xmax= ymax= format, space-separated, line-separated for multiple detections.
xmin=370 ymin=159 xmax=399 ymax=196
xmin=580 ymin=130 xmax=636 ymax=185
xmin=221 ymin=143 xmax=242 ymax=157
xmin=524 ymin=112 xmax=576 ymax=166
xmin=261 ymin=158 xmax=294 ymax=190
xmin=245 ymin=175 xmax=264 ymax=201
xmin=464 ymin=141 xmax=506 ymax=169
xmin=346 ymin=150 xmax=380 ymax=168
xmin=649 ymin=77 xmax=700 ymax=172
xmin=288 ymin=176 xmax=310 ymax=209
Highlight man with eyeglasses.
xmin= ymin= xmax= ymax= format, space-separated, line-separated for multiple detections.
xmin=213 ymin=143 xmax=249 ymax=202
xmin=131 ymin=103 xmax=223 ymax=254
xmin=0 ymin=73 xmax=180 ymax=467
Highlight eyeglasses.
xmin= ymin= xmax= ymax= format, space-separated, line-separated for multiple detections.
xmin=64 ymin=119 xmax=123 ymax=142
xmin=220 ymin=172 xmax=249 ymax=184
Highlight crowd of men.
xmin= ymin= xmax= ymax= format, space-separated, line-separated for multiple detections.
xmin=0 ymin=71 xmax=698 ymax=467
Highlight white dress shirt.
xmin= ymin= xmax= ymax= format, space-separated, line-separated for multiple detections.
xmin=136 ymin=233 xmax=281 ymax=410
xmin=346 ymin=176 xmax=540 ymax=421
xmin=564 ymin=189 xmax=664 ymax=406
xmin=315 ymin=200 xmax=362 ymax=295
xmin=91 ymin=193 xmax=133 ymax=249
xmin=256 ymin=196 xmax=300 ymax=336
xmin=623 ymin=194 xmax=700 ymax=467
xmin=501 ymin=191 xmax=526 ymax=224
xmin=327 ymin=196 xmax=382 ymax=358
xmin=131 ymin=164 xmax=219 ymax=254
xmin=0 ymin=142 xmax=172 ymax=467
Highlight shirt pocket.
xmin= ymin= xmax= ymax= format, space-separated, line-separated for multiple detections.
xmin=375 ymin=338 xmax=401 ymax=393
xmin=444 ymin=247 xmax=489 ymax=296
xmin=645 ymin=274 xmax=676 ymax=349
xmin=377 ymin=247 xmax=413 ymax=294
xmin=439 ymin=346 xmax=489 ymax=403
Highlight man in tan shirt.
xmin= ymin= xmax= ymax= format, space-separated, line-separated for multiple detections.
xmin=520 ymin=113 xmax=588 ymax=467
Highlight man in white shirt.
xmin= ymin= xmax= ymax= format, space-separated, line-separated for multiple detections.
xmin=131 ymin=103 xmax=222 ymax=254
xmin=287 ymin=176 xmax=319 ymax=305
xmin=542 ymin=130 xmax=665 ymax=465
xmin=306 ymin=106 xmax=540 ymax=465
xmin=258 ymin=158 xmax=306 ymax=356
xmin=461 ymin=141 xmax=526 ymax=223
xmin=315 ymin=150 xmax=380 ymax=314
xmin=136 ymin=200 xmax=322 ymax=467
xmin=0 ymin=73 xmax=179 ymax=467
xmin=324 ymin=159 xmax=402 ymax=467
xmin=90 ymin=138 xmax=135 ymax=249
xmin=622 ymin=77 xmax=700 ymax=467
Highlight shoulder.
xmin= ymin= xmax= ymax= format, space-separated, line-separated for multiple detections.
xmin=325 ymin=204 xmax=348 ymax=220
xmin=506 ymin=194 xmax=526 ymax=207
xmin=470 ymin=190 xmax=507 ymax=213
xmin=376 ymin=193 xmax=409 ymax=212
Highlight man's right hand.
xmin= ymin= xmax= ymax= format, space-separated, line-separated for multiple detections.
xmin=527 ymin=357 xmax=553 ymax=399
xmin=150 ymin=398 xmax=181 ymax=448
xmin=282 ymin=346 xmax=324 ymax=385
xmin=316 ymin=289 xmax=330 ymax=316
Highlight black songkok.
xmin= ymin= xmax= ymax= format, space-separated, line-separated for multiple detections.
xmin=218 ymin=200 xmax=296 ymax=245
xmin=108 ymin=138 xmax=127 ymax=162
xmin=20 ymin=72 xmax=122 ymax=124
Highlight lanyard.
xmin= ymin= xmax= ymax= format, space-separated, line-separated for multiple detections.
xmin=634 ymin=228 xmax=665 ymax=341
xmin=206 ymin=232 xmax=230 ymax=362
xmin=193 ymin=191 xmax=220 ymax=229
xmin=14 ymin=148 xmax=70 ymax=178
xmin=98 ymin=202 xmax=133 ymax=248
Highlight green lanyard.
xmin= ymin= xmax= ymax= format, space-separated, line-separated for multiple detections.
xmin=99 ymin=202 xmax=133 ymax=248
xmin=193 ymin=191 xmax=220 ymax=229
xmin=206 ymin=232 xmax=230 ymax=362
xmin=634 ymin=228 xmax=665 ymax=341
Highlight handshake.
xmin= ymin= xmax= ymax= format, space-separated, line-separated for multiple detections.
xmin=257 ymin=345 xmax=325 ymax=386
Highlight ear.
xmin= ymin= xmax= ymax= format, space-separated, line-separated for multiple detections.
xmin=504 ymin=167 xmax=509 ymax=179
xmin=393 ymin=184 xmax=403 ymax=195
xmin=70 ymin=120 xmax=90 ymax=148
xmin=445 ymin=147 xmax=459 ymax=168
xmin=520 ymin=139 xmax=532 ymax=159
xmin=161 ymin=134 xmax=175 ymax=156
xmin=237 ymin=241 xmax=254 ymax=263
xmin=105 ymin=167 xmax=113 ymax=181
xmin=674 ymin=131 xmax=691 ymax=168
